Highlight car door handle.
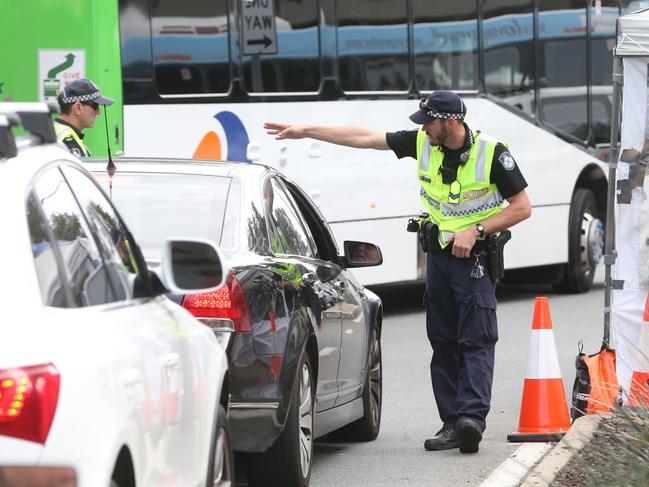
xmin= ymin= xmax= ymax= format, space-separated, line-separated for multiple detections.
xmin=302 ymin=272 xmax=317 ymax=285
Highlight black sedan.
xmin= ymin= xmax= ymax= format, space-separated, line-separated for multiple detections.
xmin=89 ymin=159 xmax=384 ymax=487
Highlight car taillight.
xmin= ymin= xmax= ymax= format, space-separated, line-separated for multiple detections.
xmin=0 ymin=364 xmax=60 ymax=444
xmin=182 ymin=273 xmax=252 ymax=332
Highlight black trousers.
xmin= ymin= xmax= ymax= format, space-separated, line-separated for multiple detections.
xmin=425 ymin=248 xmax=498 ymax=431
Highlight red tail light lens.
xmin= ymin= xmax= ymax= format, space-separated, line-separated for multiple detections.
xmin=0 ymin=364 xmax=60 ymax=444
xmin=182 ymin=273 xmax=252 ymax=332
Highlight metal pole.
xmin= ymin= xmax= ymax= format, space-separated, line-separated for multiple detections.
xmin=603 ymin=55 xmax=623 ymax=349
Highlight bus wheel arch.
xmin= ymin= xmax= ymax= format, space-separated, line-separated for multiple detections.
xmin=574 ymin=165 xmax=607 ymax=225
xmin=554 ymin=166 xmax=607 ymax=294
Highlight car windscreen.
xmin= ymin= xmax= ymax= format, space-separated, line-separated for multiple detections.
xmin=93 ymin=172 xmax=232 ymax=259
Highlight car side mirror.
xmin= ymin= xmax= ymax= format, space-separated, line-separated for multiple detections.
xmin=161 ymin=238 xmax=228 ymax=294
xmin=343 ymin=241 xmax=383 ymax=268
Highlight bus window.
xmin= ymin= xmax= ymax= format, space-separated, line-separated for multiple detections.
xmin=538 ymin=0 xmax=588 ymax=142
xmin=120 ymin=0 xmax=154 ymax=83
xmin=483 ymin=0 xmax=535 ymax=116
xmin=336 ymin=0 xmax=409 ymax=92
xmin=591 ymin=1 xmax=619 ymax=87
xmin=242 ymin=0 xmax=320 ymax=93
xmin=589 ymin=1 xmax=620 ymax=146
xmin=590 ymin=93 xmax=613 ymax=145
xmin=412 ymin=0 xmax=478 ymax=91
xmin=151 ymin=0 xmax=230 ymax=95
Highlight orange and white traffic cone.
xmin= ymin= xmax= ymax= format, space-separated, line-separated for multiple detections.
xmin=507 ymin=297 xmax=571 ymax=442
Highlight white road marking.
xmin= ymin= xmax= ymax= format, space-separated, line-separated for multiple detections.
xmin=479 ymin=443 xmax=553 ymax=487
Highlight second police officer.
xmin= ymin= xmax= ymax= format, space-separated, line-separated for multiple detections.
xmin=54 ymin=78 xmax=114 ymax=157
xmin=264 ymin=90 xmax=532 ymax=454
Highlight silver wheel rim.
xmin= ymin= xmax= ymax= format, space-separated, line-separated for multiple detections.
xmin=369 ymin=332 xmax=382 ymax=427
xmin=213 ymin=425 xmax=233 ymax=487
xmin=298 ymin=362 xmax=313 ymax=478
xmin=580 ymin=212 xmax=604 ymax=280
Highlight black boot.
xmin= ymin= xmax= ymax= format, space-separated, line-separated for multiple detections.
xmin=424 ymin=425 xmax=459 ymax=451
xmin=457 ymin=417 xmax=483 ymax=454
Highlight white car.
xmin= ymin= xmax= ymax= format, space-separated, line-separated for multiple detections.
xmin=0 ymin=103 xmax=234 ymax=487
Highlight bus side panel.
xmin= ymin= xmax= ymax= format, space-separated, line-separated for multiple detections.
xmin=1 ymin=0 xmax=123 ymax=156
xmin=331 ymin=205 xmax=569 ymax=286
xmin=505 ymin=205 xmax=569 ymax=270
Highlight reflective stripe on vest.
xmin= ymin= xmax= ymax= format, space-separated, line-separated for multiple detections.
xmin=441 ymin=191 xmax=502 ymax=217
xmin=54 ymin=121 xmax=90 ymax=157
xmin=416 ymin=130 xmax=504 ymax=247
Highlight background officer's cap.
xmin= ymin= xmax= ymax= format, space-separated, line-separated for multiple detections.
xmin=409 ymin=90 xmax=467 ymax=124
xmin=58 ymin=79 xmax=114 ymax=106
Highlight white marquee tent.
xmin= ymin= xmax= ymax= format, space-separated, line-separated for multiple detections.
xmin=608 ymin=6 xmax=649 ymax=404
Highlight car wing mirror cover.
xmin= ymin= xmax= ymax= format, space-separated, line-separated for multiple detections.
xmin=343 ymin=241 xmax=383 ymax=268
xmin=161 ymin=238 xmax=229 ymax=294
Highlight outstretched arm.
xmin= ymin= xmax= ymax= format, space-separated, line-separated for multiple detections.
xmin=264 ymin=122 xmax=390 ymax=150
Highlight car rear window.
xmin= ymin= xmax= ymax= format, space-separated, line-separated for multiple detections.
xmin=94 ymin=172 xmax=233 ymax=258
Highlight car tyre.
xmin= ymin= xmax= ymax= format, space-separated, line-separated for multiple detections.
xmin=245 ymin=352 xmax=314 ymax=487
xmin=207 ymin=405 xmax=235 ymax=487
xmin=554 ymin=189 xmax=604 ymax=294
xmin=333 ymin=324 xmax=382 ymax=441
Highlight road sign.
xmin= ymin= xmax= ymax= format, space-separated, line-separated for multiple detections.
xmin=38 ymin=49 xmax=86 ymax=102
xmin=241 ymin=0 xmax=278 ymax=55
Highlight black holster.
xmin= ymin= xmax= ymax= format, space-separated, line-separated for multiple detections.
xmin=419 ymin=220 xmax=441 ymax=254
xmin=406 ymin=214 xmax=440 ymax=254
xmin=485 ymin=230 xmax=511 ymax=280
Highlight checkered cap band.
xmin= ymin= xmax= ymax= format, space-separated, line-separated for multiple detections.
xmin=419 ymin=108 xmax=465 ymax=120
xmin=419 ymin=97 xmax=466 ymax=120
xmin=60 ymin=91 xmax=101 ymax=104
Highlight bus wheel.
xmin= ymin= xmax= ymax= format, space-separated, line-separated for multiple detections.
xmin=554 ymin=188 xmax=604 ymax=294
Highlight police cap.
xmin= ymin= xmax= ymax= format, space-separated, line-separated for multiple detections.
xmin=58 ymin=79 xmax=114 ymax=106
xmin=409 ymin=90 xmax=466 ymax=124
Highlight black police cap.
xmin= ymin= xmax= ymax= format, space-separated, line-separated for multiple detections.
xmin=58 ymin=79 xmax=114 ymax=106
xmin=409 ymin=90 xmax=466 ymax=124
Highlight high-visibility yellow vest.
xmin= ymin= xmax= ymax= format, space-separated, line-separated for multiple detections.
xmin=54 ymin=120 xmax=90 ymax=157
xmin=417 ymin=130 xmax=504 ymax=248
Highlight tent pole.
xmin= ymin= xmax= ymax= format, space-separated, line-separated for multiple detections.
xmin=603 ymin=55 xmax=623 ymax=349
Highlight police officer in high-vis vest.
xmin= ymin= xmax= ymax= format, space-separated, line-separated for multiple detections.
xmin=264 ymin=90 xmax=532 ymax=454
xmin=54 ymin=79 xmax=114 ymax=157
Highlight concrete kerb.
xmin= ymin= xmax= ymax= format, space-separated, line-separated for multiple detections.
xmin=519 ymin=413 xmax=610 ymax=487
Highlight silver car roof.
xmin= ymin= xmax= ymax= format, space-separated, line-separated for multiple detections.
xmin=83 ymin=157 xmax=274 ymax=179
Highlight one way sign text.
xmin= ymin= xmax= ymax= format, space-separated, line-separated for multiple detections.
xmin=242 ymin=0 xmax=278 ymax=55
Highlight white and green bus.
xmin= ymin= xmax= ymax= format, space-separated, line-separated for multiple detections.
xmin=3 ymin=0 xmax=623 ymax=291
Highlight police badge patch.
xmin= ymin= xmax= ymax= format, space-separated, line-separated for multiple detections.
xmin=499 ymin=151 xmax=516 ymax=171
xmin=462 ymin=188 xmax=488 ymax=200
